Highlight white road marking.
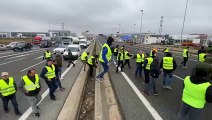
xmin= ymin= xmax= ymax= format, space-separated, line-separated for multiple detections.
xmin=0 ymin=58 xmax=26 ymax=66
xmin=173 ymin=75 xmax=184 ymax=80
xmin=20 ymin=60 xmax=46 ymax=72
xmin=35 ymin=56 xmax=43 ymax=60
xmin=19 ymin=41 xmax=94 ymax=120
xmin=121 ymin=72 xmax=163 ymax=120
xmin=0 ymin=49 xmax=42 ymax=59
xmin=0 ymin=51 xmax=13 ymax=55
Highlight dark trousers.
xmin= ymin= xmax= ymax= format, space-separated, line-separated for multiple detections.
xmin=116 ymin=60 xmax=124 ymax=72
xmin=144 ymin=69 xmax=150 ymax=83
xmin=181 ymin=57 xmax=188 ymax=67
xmin=123 ymin=59 xmax=131 ymax=68
xmin=45 ymin=78 xmax=58 ymax=98
xmin=176 ymin=102 xmax=203 ymax=120
xmin=2 ymin=94 xmax=19 ymax=113
xmin=55 ymin=75 xmax=62 ymax=88
xmin=88 ymin=64 xmax=94 ymax=77
xmin=135 ymin=63 xmax=142 ymax=77
xmin=67 ymin=59 xmax=75 ymax=67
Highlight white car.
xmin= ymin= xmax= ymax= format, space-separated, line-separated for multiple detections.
xmin=7 ymin=42 xmax=19 ymax=48
xmin=86 ymin=41 xmax=91 ymax=46
xmin=63 ymin=44 xmax=81 ymax=60
xmin=79 ymin=39 xmax=88 ymax=48
xmin=53 ymin=45 xmax=66 ymax=54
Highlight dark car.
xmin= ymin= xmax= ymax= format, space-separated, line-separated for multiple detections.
xmin=40 ymin=40 xmax=52 ymax=48
xmin=13 ymin=42 xmax=32 ymax=51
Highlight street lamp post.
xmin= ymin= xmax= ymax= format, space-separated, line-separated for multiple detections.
xmin=133 ymin=24 xmax=136 ymax=44
xmin=140 ymin=10 xmax=144 ymax=43
xmin=180 ymin=0 xmax=189 ymax=48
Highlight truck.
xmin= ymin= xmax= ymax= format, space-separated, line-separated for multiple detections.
xmin=79 ymin=39 xmax=88 ymax=48
xmin=32 ymin=34 xmax=51 ymax=45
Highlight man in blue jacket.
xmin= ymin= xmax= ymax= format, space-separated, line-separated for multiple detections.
xmin=96 ymin=37 xmax=114 ymax=82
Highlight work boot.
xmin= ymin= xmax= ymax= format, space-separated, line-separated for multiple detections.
xmin=15 ymin=111 xmax=22 ymax=116
xmin=4 ymin=109 xmax=9 ymax=113
xmin=34 ymin=112 xmax=40 ymax=117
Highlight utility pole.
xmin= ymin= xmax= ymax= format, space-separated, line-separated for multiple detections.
xmin=61 ymin=22 xmax=64 ymax=36
xmin=158 ymin=16 xmax=164 ymax=36
xmin=140 ymin=10 xmax=144 ymax=43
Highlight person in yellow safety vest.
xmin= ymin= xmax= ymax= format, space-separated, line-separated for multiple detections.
xmin=40 ymin=59 xmax=58 ymax=100
xmin=176 ymin=63 xmax=212 ymax=120
xmin=96 ymin=36 xmax=114 ymax=82
xmin=43 ymin=49 xmax=52 ymax=60
xmin=150 ymin=48 xmax=157 ymax=58
xmin=0 ymin=72 xmax=22 ymax=116
xmin=116 ymin=48 xmax=124 ymax=73
xmin=133 ymin=50 xmax=145 ymax=78
xmin=160 ymin=52 xmax=177 ymax=90
xmin=199 ymin=52 xmax=207 ymax=63
xmin=81 ymin=52 xmax=90 ymax=71
xmin=163 ymin=47 xmax=170 ymax=56
xmin=181 ymin=46 xmax=190 ymax=68
xmin=18 ymin=69 xmax=41 ymax=117
xmin=87 ymin=53 xmax=98 ymax=77
xmin=143 ymin=53 xmax=153 ymax=85
xmin=113 ymin=45 xmax=119 ymax=64
xmin=123 ymin=48 xmax=133 ymax=69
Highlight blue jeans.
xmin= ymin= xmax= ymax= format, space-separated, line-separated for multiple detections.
xmin=163 ymin=72 xmax=173 ymax=86
xmin=144 ymin=76 xmax=157 ymax=93
xmin=2 ymin=94 xmax=20 ymax=113
xmin=135 ymin=63 xmax=142 ymax=77
xmin=58 ymin=67 xmax=62 ymax=78
xmin=45 ymin=78 xmax=58 ymax=98
xmin=97 ymin=62 xmax=109 ymax=79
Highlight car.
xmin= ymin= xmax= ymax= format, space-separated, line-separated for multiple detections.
xmin=63 ymin=44 xmax=81 ymax=60
xmin=40 ymin=40 xmax=52 ymax=48
xmin=79 ymin=39 xmax=88 ymax=48
xmin=7 ymin=42 xmax=19 ymax=49
xmin=0 ymin=44 xmax=9 ymax=51
xmin=86 ymin=41 xmax=91 ymax=46
xmin=53 ymin=45 xmax=66 ymax=54
xmin=13 ymin=42 xmax=32 ymax=51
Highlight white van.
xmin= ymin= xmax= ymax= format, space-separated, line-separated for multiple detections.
xmin=63 ymin=44 xmax=81 ymax=60
xmin=79 ymin=39 xmax=87 ymax=48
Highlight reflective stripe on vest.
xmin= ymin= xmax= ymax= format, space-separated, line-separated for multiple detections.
xmin=99 ymin=43 xmax=112 ymax=63
xmin=163 ymin=57 xmax=173 ymax=70
xmin=87 ymin=56 xmax=95 ymax=65
xmin=81 ymin=52 xmax=87 ymax=61
xmin=45 ymin=52 xmax=51 ymax=58
xmin=183 ymin=49 xmax=189 ymax=58
xmin=145 ymin=57 xmax=153 ymax=70
xmin=22 ymin=74 xmax=40 ymax=91
xmin=125 ymin=51 xmax=130 ymax=59
xmin=182 ymin=76 xmax=211 ymax=108
xmin=199 ymin=53 xmax=206 ymax=62
xmin=0 ymin=77 xmax=16 ymax=96
xmin=45 ymin=65 xmax=56 ymax=79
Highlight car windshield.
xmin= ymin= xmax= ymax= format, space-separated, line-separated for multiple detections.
xmin=80 ymin=41 xmax=86 ymax=44
xmin=66 ymin=47 xmax=78 ymax=52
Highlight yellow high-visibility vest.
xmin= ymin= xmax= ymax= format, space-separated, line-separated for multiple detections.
xmin=45 ymin=52 xmax=51 ymax=58
xmin=99 ymin=43 xmax=112 ymax=63
xmin=87 ymin=55 xmax=95 ymax=65
xmin=0 ymin=77 xmax=16 ymax=96
xmin=45 ymin=65 xmax=56 ymax=79
xmin=145 ymin=57 xmax=153 ymax=70
xmin=22 ymin=74 xmax=40 ymax=91
xmin=81 ymin=52 xmax=88 ymax=61
xmin=163 ymin=57 xmax=173 ymax=70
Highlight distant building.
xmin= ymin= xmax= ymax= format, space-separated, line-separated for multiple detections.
xmin=48 ymin=30 xmax=71 ymax=38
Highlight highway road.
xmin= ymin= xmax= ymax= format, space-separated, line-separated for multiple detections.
xmin=98 ymin=39 xmax=212 ymax=120
xmin=0 ymin=46 xmax=88 ymax=120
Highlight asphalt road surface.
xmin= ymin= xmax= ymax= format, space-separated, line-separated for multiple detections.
xmin=98 ymin=39 xmax=212 ymax=120
xmin=0 ymin=46 xmax=88 ymax=120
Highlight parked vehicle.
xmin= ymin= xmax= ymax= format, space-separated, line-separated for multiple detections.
xmin=0 ymin=44 xmax=9 ymax=51
xmin=32 ymin=34 xmax=51 ymax=45
xmin=63 ymin=44 xmax=81 ymax=60
xmin=7 ymin=42 xmax=19 ymax=49
xmin=53 ymin=45 xmax=66 ymax=54
xmin=40 ymin=40 xmax=52 ymax=48
xmin=79 ymin=39 xmax=88 ymax=48
xmin=13 ymin=42 xmax=32 ymax=51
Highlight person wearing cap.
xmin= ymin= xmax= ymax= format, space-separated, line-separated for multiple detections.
xmin=198 ymin=51 xmax=207 ymax=63
xmin=87 ymin=53 xmax=98 ymax=77
xmin=176 ymin=63 xmax=212 ymax=120
xmin=96 ymin=36 xmax=114 ymax=81
xmin=142 ymin=57 xmax=161 ymax=96
xmin=40 ymin=59 xmax=58 ymax=100
xmin=123 ymin=48 xmax=132 ymax=69
xmin=43 ymin=49 xmax=52 ymax=60
xmin=116 ymin=47 xmax=124 ymax=73
xmin=133 ymin=50 xmax=145 ymax=78
xmin=81 ymin=52 xmax=89 ymax=71
xmin=67 ymin=49 xmax=76 ymax=67
xmin=160 ymin=52 xmax=177 ymax=90
xmin=53 ymin=60 xmax=65 ymax=91
xmin=0 ymin=72 xmax=22 ymax=116
xmin=163 ymin=46 xmax=170 ymax=56
xmin=181 ymin=46 xmax=190 ymax=68
xmin=18 ymin=69 xmax=41 ymax=117
xmin=143 ymin=53 xmax=153 ymax=85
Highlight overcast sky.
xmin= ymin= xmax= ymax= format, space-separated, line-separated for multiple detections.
xmin=0 ymin=0 xmax=211 ymax=34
